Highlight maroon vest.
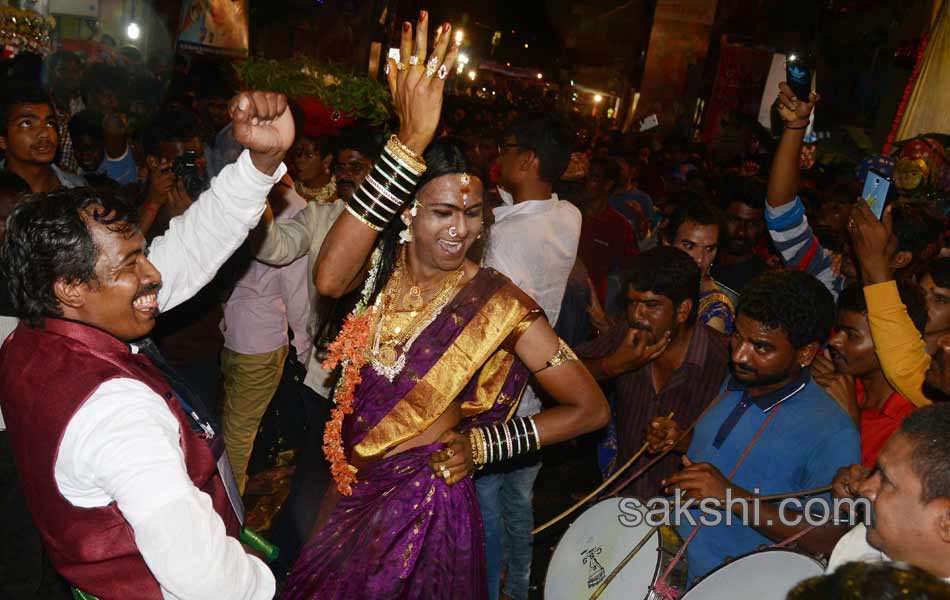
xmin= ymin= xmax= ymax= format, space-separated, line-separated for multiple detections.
xmin=0 ymin=319 xmax=240 ymax=599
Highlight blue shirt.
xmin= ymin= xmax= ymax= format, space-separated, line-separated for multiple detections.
xmin=608 ymin=189 xmax=654 ymax=228
xmin=677 ymin=370 xmax=860 ymax=585
xmin=98 ymin=146 xmax=138 ymax=185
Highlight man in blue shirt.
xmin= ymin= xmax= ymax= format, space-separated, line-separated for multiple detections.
xmin=650 ymin=269 xmax=860 ymax=585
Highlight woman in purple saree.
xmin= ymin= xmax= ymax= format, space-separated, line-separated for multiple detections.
xmin=283 ymin=16 xmax=609 ymax=600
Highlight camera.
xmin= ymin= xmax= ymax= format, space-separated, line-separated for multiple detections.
xmin=171 ymin=150 xmax=206 ymax=199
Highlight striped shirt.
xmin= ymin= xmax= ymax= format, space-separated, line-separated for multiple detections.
xmin=766 ymin=196 xmax=843 ymax=299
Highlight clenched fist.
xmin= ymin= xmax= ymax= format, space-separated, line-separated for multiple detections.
xmin=229 ymin=91 xmax=294 ymax=176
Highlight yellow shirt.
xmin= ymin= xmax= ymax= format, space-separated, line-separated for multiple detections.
xmin=864 ymin=281 xmax=933 ymax=408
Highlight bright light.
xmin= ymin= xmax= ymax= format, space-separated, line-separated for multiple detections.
xmin=468 ymin=70 xmax=476 ymax=80
xmin=458 ymin=53 xmax=470 ymax=65
xmin=594 ymin=94 xmax=603 ymax=103
xmin=524 ymin=43 xmax=529 ymax=49
xmin=789 ymin=54 xmax=797 ymax=62
xmin=570 ymin=79 xmax=575 ymax=86
xmin=536 ymin=73 xmax=543 ymax=79
xmin=482 ymin=87 xmax=486 ymax=92
xmin=455 ymin=30 xmax=465 ymax=45
xmin=126 ymin=22 xmax=140 ymax=40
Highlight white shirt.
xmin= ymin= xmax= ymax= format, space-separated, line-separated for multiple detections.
xmin=483 ymin=189 xmax=582 ymax=415
xmin=51 ymin=150 xmax=282 ymax=599
xmin=254 ymin=198 xmax=346 ymax=396
xmin=826 ymin=524 xmax=887 ymax=573
xmin=827 ymin=523 xmax=950 ymax=582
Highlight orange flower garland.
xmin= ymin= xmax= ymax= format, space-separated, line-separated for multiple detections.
xmin=322 ymin=309 xmax=374 ymax=495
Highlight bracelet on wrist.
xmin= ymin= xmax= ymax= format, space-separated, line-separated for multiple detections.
xmin=470 ymin=417 xmax=541 ymax=466
xmin=386 ymin=135 xmax=426 ymax=175
xmin=345 ymin=156 xmax=424 ymax=232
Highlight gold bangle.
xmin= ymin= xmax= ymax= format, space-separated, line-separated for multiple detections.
xmin=386 ymin=135 xmax=426 ymax=175
xmin=474 ymin=428 xmax=487 ymax=466
xmin=344 ymin=203 xmax=384 ymax=232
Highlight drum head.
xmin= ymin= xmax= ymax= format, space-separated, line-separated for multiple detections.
xmin=544 ymin=498 xmax=662 ymax=600
xmin=682 ymin=549 xmax=823 ymax=600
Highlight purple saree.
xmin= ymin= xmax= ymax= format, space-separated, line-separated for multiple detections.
xmin=283 ymin=268 xmax=540 ymax=600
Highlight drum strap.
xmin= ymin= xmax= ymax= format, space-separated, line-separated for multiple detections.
xmin=652 ymin=402 xmax=784 ymax=600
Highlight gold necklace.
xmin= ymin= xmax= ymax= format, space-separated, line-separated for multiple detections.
xmin=294 ymin=176 xmax=336 ymax=203
xmin=369 ymin=250 xmax=465 ymax=378
xmin=402 ymin=262 xmax=451 ymax=312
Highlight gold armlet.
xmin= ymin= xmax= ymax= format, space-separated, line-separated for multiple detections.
xmin=533 ymin=338 xmax=578 ymax=374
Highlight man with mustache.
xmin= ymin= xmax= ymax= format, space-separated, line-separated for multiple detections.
xmin=826 ymin=404 xmax=950 ymax=583
xmin=0 ymin=91 xmax=292 ymax=599
xmin=253 ymin=124 xmax=381 ymax=396
xmin=1 ymin=85 xmax=86 ymax=193
xmin=812 ymin=283 xmax=927 ymax=467
xmin=649 ymin=269 xmax=860 ymax=586
xmin=578 ymin=246 xmax=730 ymax=498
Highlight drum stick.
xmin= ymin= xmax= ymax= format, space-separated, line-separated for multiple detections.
xmin=756 ymin=484 xmax=832 ymax=502
xmin=588 ymin=525 xmax=660 ymax=600
xmin=532 ymin=412 xmax=674 ymax=536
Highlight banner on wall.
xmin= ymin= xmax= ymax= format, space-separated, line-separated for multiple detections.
xmin=177 ymin=0 xmax=249 ymax=56
xmin=701 ymin=40 xmax=772 ymax=146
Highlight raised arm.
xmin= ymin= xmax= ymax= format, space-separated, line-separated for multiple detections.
xmin=849 ymin=201 xmax=932 ymax=407
xmin=149 ymin=91 xmax=293 ymax=312
xmin=764 ymin=84 xmax=842 ymax=297
xmin=315 ymin=15 xmax=460 ymax=297
xmin=766 ymin=82 xmax=817 ymax=209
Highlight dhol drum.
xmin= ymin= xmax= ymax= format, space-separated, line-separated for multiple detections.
xmin=544 ymin=498 xmax=685 ymax=600
xmin=681 ymin=549 xmax=823 ymax=600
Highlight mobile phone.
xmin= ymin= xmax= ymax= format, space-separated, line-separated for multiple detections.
xmin=639 ymin=114 xmax=659 ymax=132
xmin=785 ymin=53 xmax=815 ymax=102
xmin=862 ymin=170 xmax=894 ymax=220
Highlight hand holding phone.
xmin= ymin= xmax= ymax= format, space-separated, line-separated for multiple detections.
xmin=862 ymin=171 xmax=894 ymax=220
xmin=785 ymin=53 xmax=815 ymax=102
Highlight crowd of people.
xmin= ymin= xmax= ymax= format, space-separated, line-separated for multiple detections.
xmin=0 ymin=12 xmax=949 ymax=600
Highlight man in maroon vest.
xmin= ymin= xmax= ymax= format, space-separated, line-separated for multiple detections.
xmin=0 ymin=91 xmax=293 ymax=599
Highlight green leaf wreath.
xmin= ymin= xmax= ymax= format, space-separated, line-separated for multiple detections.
xmin=235 ymin=56 xmax=393 ymax=126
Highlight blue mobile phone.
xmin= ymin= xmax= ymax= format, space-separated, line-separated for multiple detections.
xmin=862 ymin=171 xmax=892 ymax=220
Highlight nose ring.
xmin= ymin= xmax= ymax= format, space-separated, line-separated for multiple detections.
xmin=448 ymin=226 xmax=458 ymax=238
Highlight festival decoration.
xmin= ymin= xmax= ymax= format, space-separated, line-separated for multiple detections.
xmin=0 ymin=5 xmax=54 ymax=59
xmin=883 ymin=35 xmax=929 ymax=155
xmin=894 ymin=136 xmax=948 ymax=192
xmin=236 ymin=57 xmax=392 ymax=128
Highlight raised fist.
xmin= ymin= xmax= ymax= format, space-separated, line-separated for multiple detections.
xmin=229 ymin=91 xmax=294 ymax=175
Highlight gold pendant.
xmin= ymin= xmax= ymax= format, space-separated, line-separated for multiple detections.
xmin=404 ymin=286 xmax=424 ymax=312
xmin=377 ymin=344 xmax=398 ymax=366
